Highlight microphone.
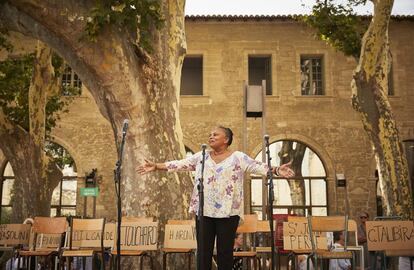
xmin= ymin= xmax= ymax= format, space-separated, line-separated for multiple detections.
xmin=122 ymin=119 xmax=129 ymax=135
xmin=201 ymin=144 xmax=207 ymax=150
xmin=264 ymin=134 xmax=269 ymax=141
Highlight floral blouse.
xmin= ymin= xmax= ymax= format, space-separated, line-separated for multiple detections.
xmin=165 ymin=151 xmax=269 ymax=218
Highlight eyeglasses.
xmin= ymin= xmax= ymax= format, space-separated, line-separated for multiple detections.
xmin=360 ymin=216 xmax=368 ymax=219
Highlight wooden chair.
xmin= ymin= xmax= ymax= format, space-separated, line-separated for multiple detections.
xmin=60 ymin=217 xmax=106 ymax=270
xmin=254 ymin=220 xmax=274 ymax=270
xmin=306 ymin=215 xmax=356 ymax=270
xmin=233 ymin=214 xmax=260 ymax=270
xmin=17 ymin=217 xmax=67 ymax=270
xmin=0 ymin=223 xmax=31 ymax=270
xmin=109 ymin=217 xmax=156 ymax=270
xmin=347 ymin=219 xmax=365 ymax=269
xmin=162 ymin=219 xmax=195 ymax=270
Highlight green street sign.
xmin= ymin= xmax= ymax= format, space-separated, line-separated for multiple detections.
xmin=80 ymin=187 xmax=99 ymax=197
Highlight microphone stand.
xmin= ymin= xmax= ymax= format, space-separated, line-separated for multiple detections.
xmin=197 ymin=145 xmax=207 ymax=270
xmin=114 ymin=122 xmax=128 ymax=270
xmin=264 ymin=135 xmax=276 ymax=270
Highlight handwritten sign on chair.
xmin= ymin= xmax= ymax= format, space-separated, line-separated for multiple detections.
xmin=0 ymin=224 xmax=31 ymax=245
xmin=164 ymin=224 xmax=197 ymax=249
xmin=366 ymin=221 xmax=414 ymax=251
xmin=116 ymin=221 xmax=158 ymax=251
xmin=283 ymin=221 xmax=327 ymax=250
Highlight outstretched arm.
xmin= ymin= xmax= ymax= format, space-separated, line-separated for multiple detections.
xmin=136 ymin=159 xmax=167 ymax=174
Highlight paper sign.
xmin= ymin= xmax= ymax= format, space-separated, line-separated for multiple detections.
xmin=69 ymin=223 xmax=116 ymax=248
xmin=35 ymin=234 xmax=61 ymax=249
xmin=0 ymin=224 xmax=31 ymax=245
xmin=115 ymin=221 xmax=158 ymax=251
xmin=283 ymin=221 xmax=327 ymax=250
xmin=164 ymin=224 xmax=196 ymax=249
xmin=366 ymin=221 xmax=414 ymax=251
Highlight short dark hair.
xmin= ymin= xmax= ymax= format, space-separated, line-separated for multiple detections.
xmin=333 ymin=231 xmax=347 ymax=242
xmin=218 ymin=126 xmax=233 ymax=146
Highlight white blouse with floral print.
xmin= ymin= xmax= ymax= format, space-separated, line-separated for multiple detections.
xmin=165 ymin=151 xmax=269 ymax=218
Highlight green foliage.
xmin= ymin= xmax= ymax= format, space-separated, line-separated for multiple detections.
xmin=85 ymin=0 xmax=164 ymax=52
xmin=0 ymin=53 xmax=78 ymax=133
xmin=44 ymin=141 xmax=75 ymax=169
xmin=303 ymin=0 xmax=369 ymax=59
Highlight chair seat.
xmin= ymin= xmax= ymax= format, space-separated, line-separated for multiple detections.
xmin=385 ymin=250 xmax=414 ymax=257
xmin=62 ymin=249 xmax=95 ymax=257
xmin=290 ymin=249 xmax=313 ymax=254
xmin=19 ymin=250 xmax=57 ymax=256
xmin=256 ymin=247 xmax=271 ymax=253
xmin=315 ymin=250 xmax=353 ymax=259
xmin=234 ymin=251 xmax=257 ymax=257
xmin=162 ymin=248 xmax=193 ymax=253
xmin=111 ymin=250 xmax=146 ymax=256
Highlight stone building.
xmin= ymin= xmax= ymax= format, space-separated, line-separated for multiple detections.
xmin=1 ymin=15 xmax=413 ymax=222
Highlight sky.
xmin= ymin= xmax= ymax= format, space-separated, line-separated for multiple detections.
xmin=185 ymin=0 xmax=414 ymax=16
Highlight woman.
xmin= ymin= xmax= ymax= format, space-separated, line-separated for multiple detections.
xmin=137 ymin=126 xmax=294 ymax=270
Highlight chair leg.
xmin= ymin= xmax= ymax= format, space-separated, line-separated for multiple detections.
xmin=163 ymin=253 xmax=167 ymax=270
xmin=188 ymin=253 xmax=191 ymax=270
xmin=306 ymin=255 xmax=313 ymax=270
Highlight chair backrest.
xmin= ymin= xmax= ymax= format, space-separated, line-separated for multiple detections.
xmin=70 ymin=218 xmax=105 ymax=249
xmin=308 ymin=216 xmax=348 ymax=232
xmin=307 ymin=215 xmax=349 ymax=251
xmin=347 ymin=219 xmax=359 ymax=246
xmin=167 ymin=220 xmax=195 ymax=225
xmin=287 ymin=216 xmax=307 ymax=223
xmin=256 ymin=220 xmax=271 ymax=233
xmin=31 ymin=217 xmax=67 ymax=251
xmin=33 ymin=217 xmax=67 ymax=234
xmin=237 ymin=214 xmax=258 ymax=233
xmin=164 ymin=220 xmax=196 ymax=249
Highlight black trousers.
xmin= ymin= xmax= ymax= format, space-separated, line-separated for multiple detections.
xmin=195 ymin=215 xmax=240 ymax=270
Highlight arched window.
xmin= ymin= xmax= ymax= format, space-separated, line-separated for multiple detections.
xmin=0 ymin=142 xmax=78 ymax=219
xmin=0 ymin=162 xmax=14 ymax=223
xmin=251 ymin=140 xmax=327 ymax=218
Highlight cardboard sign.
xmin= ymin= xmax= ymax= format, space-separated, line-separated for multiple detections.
xmin=116 ymin=221 xmax=158 ymax=251
xmin=164 ymin=224 xmax=196 ymax=249
xmin=68 ymin=223 xmax=115 ymax=248
xmin=283 ymin=221 xmax=327 ymax=250
xmin=104 ymin=223 xmax=116 ymax=248
xmin=366 ymin=221 xmax=414 ymax=251
xmin=0 ymin=224 xmax=31 ymax=245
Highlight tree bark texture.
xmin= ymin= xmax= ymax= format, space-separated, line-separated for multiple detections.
xmin=0 ymin=42 xmax=62 ymax=222
xmin=279 ymin=141 xmax=307 ymax=216
xmin=0 ymin=1 xmax=193 ymax=267
xmin=351 ymin=0 xmax=413 ymax=219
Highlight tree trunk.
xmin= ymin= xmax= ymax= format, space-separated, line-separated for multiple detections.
xmin=0 ymin=1 xmax=193 ymax=268
xmin=279 ymin=141 xmax=306 ymax=216
xmin=0 ymin=42 xmax=62 ymax=222
xmin=351 ymin=0 xmax=413 ymax=219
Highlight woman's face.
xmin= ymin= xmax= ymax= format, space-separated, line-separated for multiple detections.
xmin=208 ymin=128 xmax=228 ymax=149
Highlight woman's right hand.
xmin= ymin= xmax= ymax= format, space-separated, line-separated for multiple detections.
xmin=136 ymin=159 xmax=156 ymax=174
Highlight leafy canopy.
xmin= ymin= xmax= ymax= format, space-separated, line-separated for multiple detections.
xmin=85 ymin=0 xmax=164 ymax=52
xmin=302 ymin=0 xmax=369 ymax=59
xmin=0 ymin=53 xmax=79 ymax=133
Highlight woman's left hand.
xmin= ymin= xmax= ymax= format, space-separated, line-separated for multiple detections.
xmin=276 ymin=161 xmax=295 ymax=178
